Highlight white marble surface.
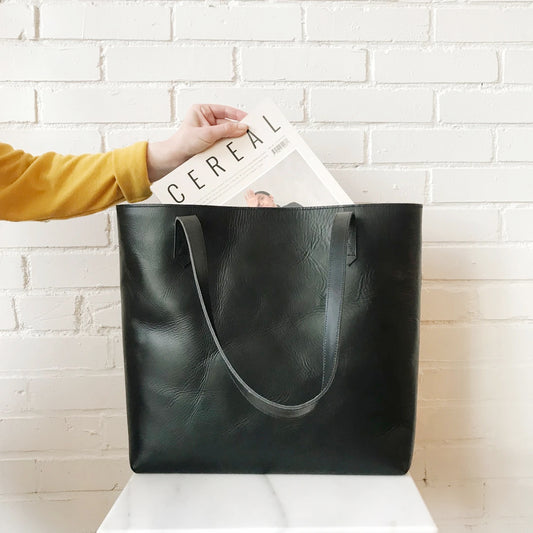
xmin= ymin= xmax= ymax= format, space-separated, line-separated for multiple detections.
xmin=98 ymin=473 xmax=437 ymax=532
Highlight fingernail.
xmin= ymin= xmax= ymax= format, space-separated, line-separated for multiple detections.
xmin=238 ymin=123 xmax=248 ymax=131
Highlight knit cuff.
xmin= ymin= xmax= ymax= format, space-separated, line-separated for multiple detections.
xmin=112 ymin=140 xmax=152 ymax=203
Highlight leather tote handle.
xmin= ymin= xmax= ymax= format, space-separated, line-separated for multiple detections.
xmin=174 ymin=211 xmax=356 ymax=419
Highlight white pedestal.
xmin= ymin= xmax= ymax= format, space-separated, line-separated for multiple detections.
xmin=98 ymin=473 xmax=437 ymax=532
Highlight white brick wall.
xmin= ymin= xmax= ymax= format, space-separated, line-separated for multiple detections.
xmin=440 ymin=90 xmax=533 ymax=123
xmin=435 ymin=7 xmax=533 ymax=42
xmin=372 ymin=128 xmax=492 ymax=162
xmin=0 ymin=3 xmax=34 ymax=39
xmin=1 ymin=1 xmax=532 ymax=532
xmin=374 ymin=48 xmax=498 ymax=83
xmin=0 ymin=44 xmax=100 ymax=81
xmin=0 ymin=255 xmax=25 ymax=289
xmin=40 ymin=3 xmax=171 ymax=40
xmin=174 ymin=4 xmax=301 ymax=41
xmin=499 ymin=127 xmax=533 ymax=161
xmin=503 ymin=50 xmax=533 ymax=84
xmin=433 ymin=168 xmax=533 ymax=202
xmin=306 ymin=6 xmax=429 ymax=42
xmin=0 ymin=213 xmax=108 ymax=247
xmin=30 ymin=253 xmax=119 ymax=288
xmin=0 ymin=87 xmax=35 ymax=122
xmin=41 ymin=87 xmax=171 ymax=123
xmin=107 ymin=46 xmax=234 ymax=82
xmin=17 ymin=295 xmax=77 ymax=330
xmin=0 ymin=298 xmax=16 ymax=331
xmin=311 ymin=88 xmax=434 ymax=123
xmin=242 ymin=47 xmax=367 ymax=82
xmin=0 ymin=128 xmax=102 ymax=155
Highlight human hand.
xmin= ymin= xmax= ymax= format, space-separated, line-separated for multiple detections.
xmin=146 ymin=103 xmax=248 ymax=183
xmin=244 ymin=189 xmax=259 ymax=207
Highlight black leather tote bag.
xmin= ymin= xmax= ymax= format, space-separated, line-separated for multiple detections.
xmin=117 ymin=203 xmax=422 ymax=474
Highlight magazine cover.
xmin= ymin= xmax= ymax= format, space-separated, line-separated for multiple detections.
xmin=150 ymin=97 xmax=352 ymax=207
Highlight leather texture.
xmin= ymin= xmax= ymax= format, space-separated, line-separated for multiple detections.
xmin=175 ymin=211 xmax=355 ymax=418
xmin=117 ymin=203 xmax=423 ymax=474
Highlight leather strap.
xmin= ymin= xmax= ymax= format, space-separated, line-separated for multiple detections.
xmin=174 ymin=211 xmax=356 ymax=419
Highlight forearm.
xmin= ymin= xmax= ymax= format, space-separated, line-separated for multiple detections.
xmin=146 ymin=138 xmax=189 ymax=184
xmin=0 ymin=141 xmax=152 ymax=221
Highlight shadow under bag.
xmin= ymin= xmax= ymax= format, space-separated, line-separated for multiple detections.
xmin=117 ymin=203 xmax=422 ymax=474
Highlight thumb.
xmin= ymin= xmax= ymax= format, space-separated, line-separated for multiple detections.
xmin=202 ymin=122 xmax=248 ymax=143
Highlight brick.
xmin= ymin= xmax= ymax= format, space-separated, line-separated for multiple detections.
xmin=30 ymin=253 xmax=118 ymax=288
xmin=420 ymin=365 xmax=533 ymax=401
xmin=436 ymin=7 xmax=533 ymax=42
xmin=175 ymin=4 xmax=300 ymax=41
xmin=0 ymin=378 xmax=27 ymax=412
xmin=0 ymin=128 xmax=101 ymax=155
xmin=0 ymin=297 xmax=16 ymax=331
xmin=109 ymin=209 xmax=120 ymax=247
xmin=422 ymin=246 xmax=533 ymax=280
xmin=300 ymin=129 xmax=364 ymax=164
xmin=372 ymin=129 xmax=492 ymax=163
xmin=0 ymin=213 xmax=108 ymax=248
xmin=0 ymin=416 xmax=101 ymax=452
xmin=421 ymin=286 xmax=476 ymax=321
xmin=87 ymin=291 xmax=121 ymax=329
xmin=0 ymin=491 xmax=118 ymax=533
xmin=499 ymin=127 xmax=533 ymax=161
xmin=331 ymin=169 xmax=426 ymax=203
xmin=422 ymin=207 xmax=499 ymax=242
xmin=0 ymin=45 xmax=99 ymax=81
xmin=503 ymin=49 xmax=533 ymax=83
xmin=306 ymin=6 xmax=429 ymax=42
xmin=311 ymin=88 xmax=433 ymax=123
xmin=242 ymin=47 xmax=366 ymax=82
xmin=478 ymin=283 xmax=533 ymax=319
xmin=38 ymin=457 xmax=130 ymax=492
xmin=107 ymin=46 xmax=233 ymax=82
xmin=420 ymin=324 xmax=533 ymax=361
xmin=440 ymin=90 xmax=533 ymax=123
xmin=432 ymin=168 xmax=533 ymax=203
xmin=28 ymin=375 xmax=126 ymax=410
xmin=106 ymin=128 xmax=175 ymax=150
xmin=177 ymin=88 xmax=304 ymax=122
xmin=41 ymin=3 xmax=170 ymax=40
xmin=484 ymin=479 xmax=533 ymax=518
xmin=0 ymin=255 xmax=24 ymax=289
xmin=0 ymin=3 xmax=34 ymax=39
xmin=109 ymin=335 xmax=124 ymax=369
xmin=417 ymin=405 xmax=485 ymax=442
xmin=41 ymin=88 xmax=170 ymax=124
xmin=409 ymin=448 xmax=426 ymax=482
xmin=17 ymin=295 xmax=76 ymax=331
xmin=425 ymin=444 xmax=533 ymax=480
xmin=489 ymin=519 xmax=533 ymax=532
xmin=102 ymin=414 xmax=128 ymax=450
xmin=375 ymin=49 xmax=497 ymax=83
xmin=417 ymin=483 xmax=484 ymax=519
xmin=0 ymin=460 xmax=37 ymax=495
xmin=0 ymin=87 xmax=34 ymax=122
xmin=0 ymin=336 xmax=108 ymax=371
xmin=418 ymin=400 xmax=533 ymax=444
xmin=503 ymin=208 xmax=533 ymax=241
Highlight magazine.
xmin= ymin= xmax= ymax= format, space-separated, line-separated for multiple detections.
xmin=150 ymin=97 xmax=352 ymax=207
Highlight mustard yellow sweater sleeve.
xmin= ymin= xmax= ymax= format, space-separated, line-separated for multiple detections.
xmin=0 ymin=141 xmax=153 ymax=221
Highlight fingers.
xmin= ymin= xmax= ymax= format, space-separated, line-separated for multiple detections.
xmin=214 ymin=118 xmax=237 ymax=126
xmin=201 ymin=103 xmax=248 ymax=122
xmin=202 ymin=121 xmax=248 ymax=143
